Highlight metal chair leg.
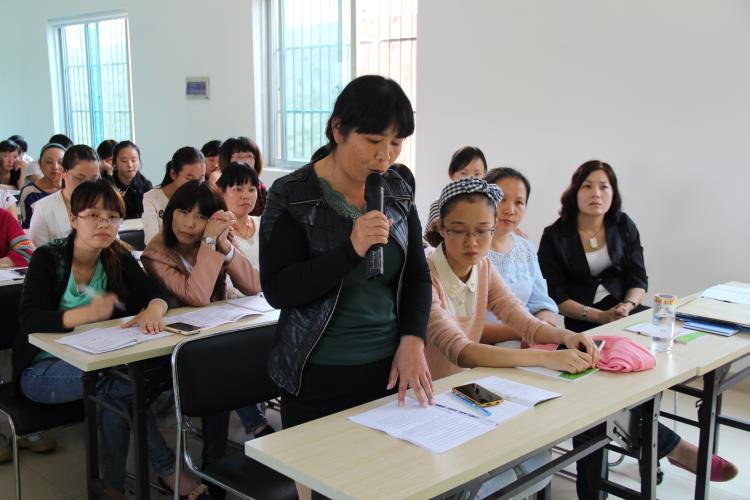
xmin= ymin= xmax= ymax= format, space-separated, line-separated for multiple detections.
xmin=8 ymin=417 xmax=21 ymax=500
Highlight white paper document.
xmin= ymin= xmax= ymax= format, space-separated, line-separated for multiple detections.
xmin=166 ymin=303 xmax=259 ymax=329
xmin=349 ymin=376 xmax=561 ymax=453
xmin=472 ymin=376 xmax=561 ymax=407
xmin=349 ymin=398 xmax=497 ymax=454
xmin=0 ymin=269 xmax=24 ymax=282
xmin=56 ymin=326 xmax=172 ymax=354
xmin=701 ymin=284 xmax=750 ymax=305
xmin=226 ymin=294 xmax=275 ymax=313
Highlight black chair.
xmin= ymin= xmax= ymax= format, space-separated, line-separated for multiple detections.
xmin=0 ymin=383 xmax=84 ymax=500
xmin=119 ymin=229 xmax=145 ymax=251
xmin=171 ymin=326 xmax=297 ymax=500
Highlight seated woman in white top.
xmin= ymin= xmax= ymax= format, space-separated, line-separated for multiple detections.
xmin=0 ymin=189 xmax=17 ymax=219
xmin=19 ymin=143 xmax=65 ymax=228
xmin=216 ymin=162 xmax=261 ymax=269
xmin=28 ymin=145 xmax=101 ymax=247
xmin=482 ymin=168 xmax=559 ymax=344
xmin=142 ymin=147 xmax=206 ymax=244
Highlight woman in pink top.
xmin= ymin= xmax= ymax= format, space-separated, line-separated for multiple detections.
xmin=425 ymin=178 xmax=598 ymax=380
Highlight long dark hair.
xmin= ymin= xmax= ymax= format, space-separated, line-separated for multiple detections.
xmin=162 ymin=181 xmax=226 ymax=248
xmin=161 ymin=180 xmax=228 ymax=301
xmin=324 ymin=75 xmax=414 ymax=152
xmin=559 ymin=160 xmax=622 ymax=222
xmin=448 ymin=146 xmax=487 ymax=177
xmin=161 ymin=146 xmax=205 ymax=186
xmin=70 ymin=180 xmax=129 ymax=292
xmin=112 ymin=140 xmax=141 ymax=167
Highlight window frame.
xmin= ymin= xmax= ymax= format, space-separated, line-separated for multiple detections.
xmin=49 ymin=11 xmax=135 ymax=145
xmin=263 ymin=0 xmax=416 ymax=172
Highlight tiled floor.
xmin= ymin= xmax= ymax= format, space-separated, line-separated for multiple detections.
xmin=1 ymin=390 xmax=748 ymax=499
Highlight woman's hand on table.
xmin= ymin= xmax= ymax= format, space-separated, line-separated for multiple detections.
xmin=562 ymin=330 xmax=599 ymax=367
xmin=388 ymin=335 xmax=434 ymax=407
xmin=121 ymin=300 xmax=167 ymax=334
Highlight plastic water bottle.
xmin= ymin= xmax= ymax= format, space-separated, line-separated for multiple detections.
xmin=651 ymin=293 xmax=677 ymax=352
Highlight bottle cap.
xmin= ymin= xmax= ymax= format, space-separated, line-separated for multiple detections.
xmin=654 ymin=293 xmax=678 ymax=305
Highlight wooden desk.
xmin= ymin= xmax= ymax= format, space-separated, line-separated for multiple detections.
xmin=29 ymin=303 xmax=279 ymax=500
xmin=246 ymin=345 xmax=697 ymax=500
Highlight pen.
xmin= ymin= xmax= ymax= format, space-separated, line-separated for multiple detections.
xmin=452 ymin=392 xmax=493 ymax=417
xmin=433 ymin=403 xmax=496 ymax=425
xmin=78 ymin=284 xmax=126 ymax=311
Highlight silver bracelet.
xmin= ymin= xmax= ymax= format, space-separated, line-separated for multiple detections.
xmin=581 ymin=305 xmax=590 ymax=320
xmin=223 ymin=245 xmax=235 ymax=264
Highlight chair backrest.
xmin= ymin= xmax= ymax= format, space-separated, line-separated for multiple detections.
xmin=172 ymin=325 xmax=278 ymax=417
xmin=119 ymin=229 xmax=145 ymax=250
xmin=0 ymin=283 xmax=23 ymax=350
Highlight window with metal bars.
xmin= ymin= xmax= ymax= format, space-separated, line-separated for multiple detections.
xmin=267 ymin=0 xmax=418 ymax=170
xmin=53 ymin=16 xmax=133 ymax=147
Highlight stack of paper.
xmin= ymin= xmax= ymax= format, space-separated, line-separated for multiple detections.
xmin=227 ymin=294 xmax=275 ymax=313
xmin=0 ymin=269 xmax=24 ymax=282
xmin=56 ymin=326 xmax=172 ymax=354
xmin=349 ymin=376 xmax=561 ymax=453
xmin=701 ymin=284 xmax=750 ymax=305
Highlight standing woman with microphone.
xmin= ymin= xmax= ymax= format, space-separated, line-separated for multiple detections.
xmin=260 ymin=75 xmax=433 ymax=461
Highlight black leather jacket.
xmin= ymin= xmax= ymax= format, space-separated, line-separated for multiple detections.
xmin=259 ymin=162 xmax=431 ymax=395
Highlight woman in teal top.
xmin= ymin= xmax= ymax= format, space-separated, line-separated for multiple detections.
xmin=13 ymin=178 xmax=207 ymax=497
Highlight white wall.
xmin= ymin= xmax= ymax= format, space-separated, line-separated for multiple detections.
xmin=416 ymin=0 xmax=750 ymax=298
xmin=2 ymin=0 xmax=749 ymax=297
xmin=0 ymin=0 xmax=259 ymax=184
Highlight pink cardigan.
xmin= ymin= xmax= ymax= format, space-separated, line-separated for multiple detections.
xmin=426 ymin=255 xmax=545 ymax=380
xmin=142 ymin=233 xmax=261 ymax=307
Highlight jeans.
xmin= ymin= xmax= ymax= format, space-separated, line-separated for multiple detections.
xmin=201 ymin=405 xmax=267 ymax=468
xmin=20 ymin=358 xmax=175 ymax=491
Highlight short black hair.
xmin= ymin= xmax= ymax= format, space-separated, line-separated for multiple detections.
xmin=8 ymin=135 xmax=27 ymax=153
xmin=325 ymin=75 xmax=414 ymax=151
xmin=162 ymin=181 xmax=226 ymax=247
xmin=424 ymin=192 xmax=497 ymax=248
xmin=217 ymin=162 xmax=260 ymax=191
xmin=484 ymin=167 xmax=531 ymax=202
xmin=97 ymin=139 xmax=117 ymax=160
xmin=448 ymin=146 xmax=487 ymax=177
xmin=62 ymin=144 xmax=99 ymax=172
xmin=161 ymin=146 xmax=205 ymax=186
xmin=219 ymin=137 xmax=264 ymax=175
xmin=112 ymin=140 xmax=141 ymax=164
xmin=559 ymin=160 xmax=622 ymax=222
xmin=0 ymin=140 xmax=20 ymax=153
xmin=201 ymin=140 xmax=221 ymax=157
xmin=48 ymin=134 xmax=73 ymax=149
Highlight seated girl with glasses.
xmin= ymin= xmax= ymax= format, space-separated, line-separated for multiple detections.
xmin=28 ymin=145 xmax=101 ymax=248
xmin=425 ymin=177 xmax=598 ymax=379
xmin=13 ymin=179 xmax=204 ymax=497
xmin=424 ymin=178 xmax=599 ymax=499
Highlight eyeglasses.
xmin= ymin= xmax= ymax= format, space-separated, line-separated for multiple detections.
xmin=444 ymin=228 xmax=495 ymax=241
xmin=76 ymin=214 xmax=122 ymax=226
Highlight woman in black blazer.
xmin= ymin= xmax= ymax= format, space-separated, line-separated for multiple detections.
xmin=538 ymin=160 xmax=648 ymax=332
xmin=538 ymin=160 xmax=737 ymax=497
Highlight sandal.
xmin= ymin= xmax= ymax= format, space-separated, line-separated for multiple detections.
xmin=667 ymin=455 xmax=738 ymax=482
xmin=157 ymin=476 xmax=210 ymax=499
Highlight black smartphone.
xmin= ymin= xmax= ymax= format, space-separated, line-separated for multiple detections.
xmin=452 ymin=383 xmax=503 ymax=407
xmin=165 ymin=322 xmax=202 ymax=335
xmin=557 ymin=339 xmax=605 ymax=351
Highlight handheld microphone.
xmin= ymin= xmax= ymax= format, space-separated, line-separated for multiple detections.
xmin=364 ymin=173 xmax=385 ymax=280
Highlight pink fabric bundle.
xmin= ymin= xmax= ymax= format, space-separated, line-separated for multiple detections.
xmin=594 ymin=335 xmax=656 ymax=372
